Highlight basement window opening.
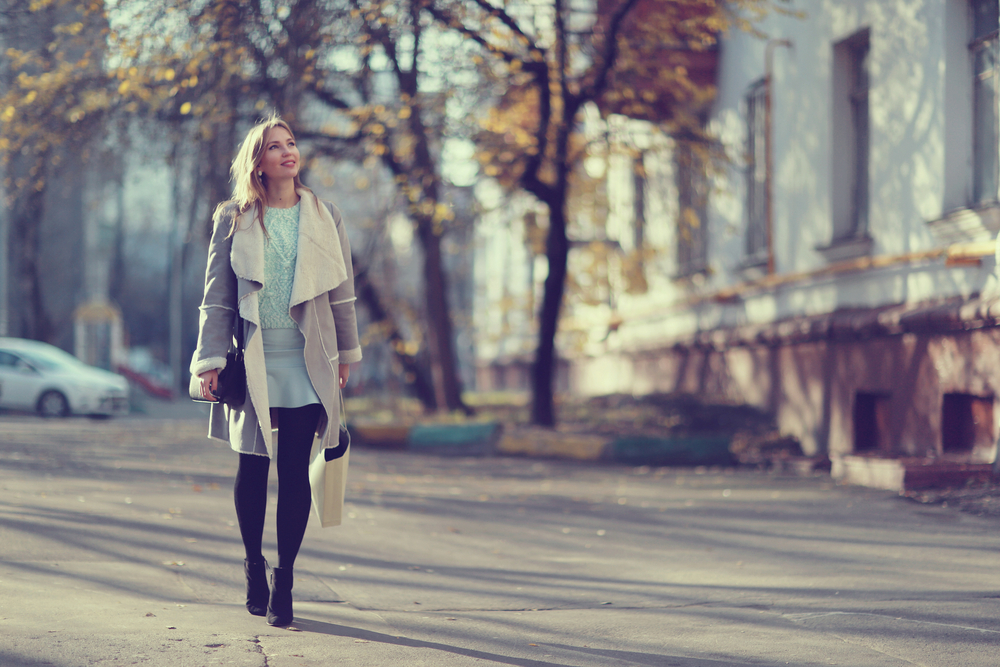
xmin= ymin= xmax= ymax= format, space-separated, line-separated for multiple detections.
xmin=853 ymin=392 xmax=890 ymax=453
xmin=941 ymin=393 xmax=993 ymax=454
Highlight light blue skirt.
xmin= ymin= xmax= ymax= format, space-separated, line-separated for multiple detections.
xmin=261 ymin=327 xmax=321 ymax=408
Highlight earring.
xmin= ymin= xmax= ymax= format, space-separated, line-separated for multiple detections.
xmin=257 ymin=171 xmax=262 ymax=177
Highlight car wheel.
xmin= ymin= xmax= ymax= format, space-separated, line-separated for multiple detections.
xmin=37 ymin=391 xmax=69 ymax=418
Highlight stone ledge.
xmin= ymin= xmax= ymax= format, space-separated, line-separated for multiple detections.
xmin=833 ymin=454 xmax=995 ymax=492
xmin=927 ymin=204 xmax=1000 ymax=245
xmin=665 ymin=294 xmax=1000 ymax=351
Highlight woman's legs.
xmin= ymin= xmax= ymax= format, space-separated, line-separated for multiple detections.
xmin=234 ymin=453 xmax=270 ymax=562
xmin=275 ymin=403 xmax=322 ymax=569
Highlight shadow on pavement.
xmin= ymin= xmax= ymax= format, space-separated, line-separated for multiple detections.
xmin=293 ymin=618 xmax=589 ymax=667
xmin=0 ymin=651 xmax=59 ymax=667
xmin=541 ymin=643 xmax=793 ymax=667
xmin=293 ymin=618 xmax=795 ymax=667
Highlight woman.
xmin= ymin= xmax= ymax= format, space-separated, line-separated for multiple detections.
xmin=190 ymin=114 xmax=362 ymax=627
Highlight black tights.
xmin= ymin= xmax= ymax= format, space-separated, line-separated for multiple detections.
xmin=234 ymin=403 xmax=323 ymax=570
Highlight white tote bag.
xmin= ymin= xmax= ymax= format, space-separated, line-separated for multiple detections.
xmin=309 ymin=391 xmax=350 ymax=527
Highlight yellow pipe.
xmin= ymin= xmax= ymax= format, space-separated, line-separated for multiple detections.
xmin=596 ymin=240 xmax=997 ymax=331
xmin=711 ymin=240 xmax=995 ymax=303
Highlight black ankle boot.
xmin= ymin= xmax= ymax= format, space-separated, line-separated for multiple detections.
xmin=244 ymin=558 xmax=269 ymax=616
xmin=267 ymin=566 xmax=294 ymax=626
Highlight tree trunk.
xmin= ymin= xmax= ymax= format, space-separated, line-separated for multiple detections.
xmin=530 ymin=185 xmax=569 ymax=426
xmin=3 ymin=7 xmax=57 ymax=343
xmin=398 ymin=54 xmax=471 ymax=415
xmin=9 ymin=176 xmax=53 ymax=342
xmin=353 ymin=260 xmax=438 ymax=411
xmin=204 ymin=119 xmax=238 ymax=237
xmin=108 ymin=170 xmax=127 ymax=307
xmin=415 ymin=218 xmax=471 ymax=414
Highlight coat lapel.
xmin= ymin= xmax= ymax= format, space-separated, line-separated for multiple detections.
xmin=229 ymin=208 xmax=265 ymax=287
xmin=227 ymin=207 xmax=269 ymax=449
xmin=290 ymin=189 xmax=349 ymax=308
xmin=229 ymin=191 xmax=349 ymax=315
xmin=228 ymin=208 xmax=264 ymax=327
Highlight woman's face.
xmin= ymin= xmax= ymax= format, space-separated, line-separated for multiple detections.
xmin=257 ymin=126 xmax=300 ymax=182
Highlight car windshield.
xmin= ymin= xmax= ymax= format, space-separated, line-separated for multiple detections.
xmin=15 ymin=347 xmax=88 ymax=372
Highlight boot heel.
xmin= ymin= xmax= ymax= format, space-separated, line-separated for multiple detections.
xmin=267 ymin=566 xmax=294 ymax=626
xmin=244 ymin=558 xmax=269 ymax=616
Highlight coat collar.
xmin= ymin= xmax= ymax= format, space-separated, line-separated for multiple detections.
xmin=229 ymin=188 xmax=349 ymax=316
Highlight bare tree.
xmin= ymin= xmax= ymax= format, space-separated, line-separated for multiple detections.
xmin=430 ymin=0 xmax=793 ymax=425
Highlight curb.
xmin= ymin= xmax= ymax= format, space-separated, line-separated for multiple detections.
xmin=350 ymin=422 xmax=502 ymax=456
xmin=351 ymin=422 xmax=737 ymax=466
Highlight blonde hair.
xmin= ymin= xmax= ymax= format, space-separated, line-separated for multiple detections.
xmin=215 ymin=113 xmax=306 ymax=238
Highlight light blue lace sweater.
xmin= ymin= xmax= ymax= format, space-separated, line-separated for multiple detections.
xmin=258 ymin=203 xmax=300 ymax=330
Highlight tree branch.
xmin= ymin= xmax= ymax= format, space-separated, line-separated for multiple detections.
xmin=296 ymin=129 xmax=364 ymax=144
xmin=410 ymin=0 xmax=422 ymax=76
xmin=312 ymin=85 xmax=353 ymax=110
xmin=555 ymin=0 xmax=568 ymax=105
xmin=467 ymin=0 xmax=538 ymax=51
xmin=520 ymin=56 xmax=552 ymax=199
xmin=522 ymin=172 xmax=554 ymax=203
xmin=574 ymin=0 xmax=642 ymax=109
xmin=424 ymin=4 xmax=525 ymax=66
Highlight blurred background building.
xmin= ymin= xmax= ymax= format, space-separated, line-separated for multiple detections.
xmin=5 ymin=0 xmax=1000 ymax=472
xmin=473 ymin=0 xmax=1000 ymax=470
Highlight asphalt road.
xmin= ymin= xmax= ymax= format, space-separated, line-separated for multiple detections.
xmin=0 ymin=414 xmax=998 ymax=667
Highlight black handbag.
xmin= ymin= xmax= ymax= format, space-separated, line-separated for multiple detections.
xmin=190 ymin=316 xmax=246 ymax=407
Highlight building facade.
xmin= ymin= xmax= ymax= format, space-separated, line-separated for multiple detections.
xmin=475 ymin=0 xmax=1000 ymax=469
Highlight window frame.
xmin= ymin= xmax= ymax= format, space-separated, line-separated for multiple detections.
xmin=744 ymin=78 xmax=768 ymax=263
xmin=970 ymin=14 xmax=1000 ymax=205
xmin=675 ymin=140 xmax=709 ymax=277
xmin=833 ymin=29 xmax=871 ymax=241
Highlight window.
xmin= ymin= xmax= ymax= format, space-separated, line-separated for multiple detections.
xmin=675 ymin=141 xmax=708 ymax=276
xmin=633 ymin=154 xmax=646 ymax=253
xmin=972 ymin=0 xmax=1000 ymax=204
xmin=832 ymin=29 xmax=870 ymax=240
xmin=745 ymin=79 xmax=768 ymax=262
xmin=621 ymin=153 xmax=650 ymax=293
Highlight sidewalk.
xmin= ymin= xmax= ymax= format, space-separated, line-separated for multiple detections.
xmin=1 ymin=415 xmax=999 ymax=666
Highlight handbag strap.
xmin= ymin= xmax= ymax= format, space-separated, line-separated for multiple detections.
xmin=234 ymin=313 xmax=245 ymax=352
xmin=339 ymin=386 xmax=348 ymax=428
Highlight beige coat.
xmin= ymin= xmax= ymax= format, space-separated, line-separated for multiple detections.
xmin=190 ymin=188 xmax=362 ymax=458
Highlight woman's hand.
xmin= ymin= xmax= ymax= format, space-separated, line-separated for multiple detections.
xmin=198 ymin=369 xmax=220 ymax=401
xmin=339 ymin=363 xmax=350 ymax=389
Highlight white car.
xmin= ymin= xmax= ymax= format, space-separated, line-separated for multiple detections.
xmin=0 ymin=338 xmax=130 ymax=417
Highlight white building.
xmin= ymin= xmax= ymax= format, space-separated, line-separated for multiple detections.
xmin=475 ymin=0 xmax=1000 ymax=470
